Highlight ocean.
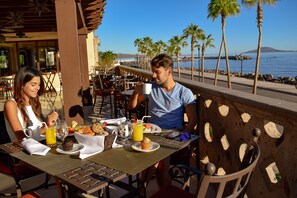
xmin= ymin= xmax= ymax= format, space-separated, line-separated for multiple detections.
xmin=176 ymin=52 xmax=297 ymax=79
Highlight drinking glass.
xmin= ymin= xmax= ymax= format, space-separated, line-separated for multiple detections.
xmin=118 ymin=121 xmax=130 ymax=144
xmin=45 ymin=126 xmax=56 ymax=147
xmin=56 ymin=120 xmax=68 ymax=141
xmin=133 ymin=123 xmax=144 ymax=142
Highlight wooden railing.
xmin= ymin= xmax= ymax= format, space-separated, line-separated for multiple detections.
xmin=118 ymin=65 xmax=297 ymax=198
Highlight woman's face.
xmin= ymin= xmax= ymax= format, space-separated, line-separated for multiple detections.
xmin=23 ymin=76 xmax=41 ymax=99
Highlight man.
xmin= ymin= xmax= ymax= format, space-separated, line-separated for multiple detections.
xmin=128 ymin=53 xmax=197 ymax=189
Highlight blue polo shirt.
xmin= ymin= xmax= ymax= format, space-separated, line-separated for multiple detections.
xmin=147 ymin=82 xmax=195 ymax=129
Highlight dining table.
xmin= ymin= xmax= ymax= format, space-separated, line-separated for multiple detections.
xmin=0 ymin=129 xmax=199 ymax=198
xmin=120 ymin=89 xmax=134 ymax=97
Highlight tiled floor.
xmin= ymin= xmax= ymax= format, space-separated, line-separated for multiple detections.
xmin=1 ymin=173 xmax=197 ymax=198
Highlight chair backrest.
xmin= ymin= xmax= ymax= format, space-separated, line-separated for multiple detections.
xmin=124 ymin=80 xmax=138 ymax=90
xmin=196 ymin=129 xmax=261 ymax=198
xmin=93 ymin=72 xmax=114 ymax=90
xmin=93 ymin=74 xmax=104 ymax=90
xmin=0 ymin=111 xmax=11 ymax=144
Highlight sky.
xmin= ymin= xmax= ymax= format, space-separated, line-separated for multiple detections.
xmin=95 ymin=0 xmax=297 ymax=56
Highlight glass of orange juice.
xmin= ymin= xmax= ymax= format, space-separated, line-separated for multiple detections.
xmin=133 ymin=123 xmax=144 ymax=142
xmin=46 ymin=126 xmax=56 ymax=147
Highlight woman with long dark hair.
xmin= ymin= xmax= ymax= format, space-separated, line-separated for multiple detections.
xmin=4 ymin=66 xmax=58 ymax=141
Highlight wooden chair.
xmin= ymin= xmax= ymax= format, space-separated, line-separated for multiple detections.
xmin=151 ymin=128 xmax=261 ymax=198
xmin=168 ymin=96 xmax=201 ymax=191
xmin=0 ymin=77 xmax=14 ymax=99
xmin=92 ymin=74 xmax=115 ymax=117
xmin=114 ymin=91 xmax=127 ymax=118
xmin=0 ymin=111 xmax=52 ymax=197
xmin=58 ymin=72 xmax=63 ymax=95
xmin=127 ymin=97 xmax=148 ymax=120
xmin=124 ymin=80 xmax=138 ymax=91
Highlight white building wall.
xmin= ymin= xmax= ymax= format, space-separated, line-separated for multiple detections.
xmin=86 ymin=31 xmax=99 ymax=75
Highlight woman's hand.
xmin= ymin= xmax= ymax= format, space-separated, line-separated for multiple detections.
xmin=47 ymin=111 xmax=59 ymax=126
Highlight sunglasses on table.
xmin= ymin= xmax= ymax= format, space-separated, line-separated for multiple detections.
xmin=179 ymin=132 xmax=191 ymax=142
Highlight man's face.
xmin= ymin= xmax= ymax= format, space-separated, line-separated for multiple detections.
xmin=151 ymin=66 xmax=171 ymax=86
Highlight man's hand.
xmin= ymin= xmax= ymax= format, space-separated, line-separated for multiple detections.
xmin=133 ymin=82 xmax=143 ymax=95
xmin=128 ymin=82 xmax=145 ymax=110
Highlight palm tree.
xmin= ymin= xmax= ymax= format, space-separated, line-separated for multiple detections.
xmin=168 ymin=35 xmax=188 ymax=77
xmin=201 ymin=34 xmax=215 ymax=82
xmin=154 ymin=40 xmax=167 ymax=55
xmin=134 ymin=38 xmax=142 ymax=65
xmin=98 ymin=51 xmax=117 ymax=73
xmin=213 ymin=41 xmax=223 ymax=86
xmin=242 ymin=0 xmax=277 ymax=94
xmin=183 ymin=24 xmax=204 ymax=80
xmin=166 ymin=45 xmax=175 ymax=57
xmin=208 ymin=0 xmax=240 ymax=88
xmin=194 ymin=43 xmax=201 ymax=80
xmin=142 ymin=36 xmax=154 ymax=70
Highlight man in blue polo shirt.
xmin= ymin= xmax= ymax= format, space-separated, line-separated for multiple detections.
xmin=128 ymin=53 xmax=197 ymax=190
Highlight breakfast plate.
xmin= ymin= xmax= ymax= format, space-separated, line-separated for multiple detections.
xmin=56 ymin=143 xmax=84 ymax=155
xmin=131 ymin=142 xmax=160 ymax=153
xmin=143 ymin=123 xmax=162 ymax=133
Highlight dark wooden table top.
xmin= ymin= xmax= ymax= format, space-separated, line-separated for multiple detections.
xmin=0 ymin=131 xmax=199 ymax=194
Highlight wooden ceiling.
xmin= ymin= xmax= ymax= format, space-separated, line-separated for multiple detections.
xmin=0 ymin=0 xmax=106 ymax=36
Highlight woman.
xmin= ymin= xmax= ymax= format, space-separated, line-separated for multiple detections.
xmin=4 ymin=66 xmax=58 ymax=141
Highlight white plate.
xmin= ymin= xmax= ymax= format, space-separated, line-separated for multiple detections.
xmin=38 ymin=135 xmax=46 ymax=141
xmin=143 ymin=123 xmax=162 ymax=133
xmin=56 ymin=143 xmax=84 ymax=155
xmin=132 ymin=142 xmax=160 ymax=152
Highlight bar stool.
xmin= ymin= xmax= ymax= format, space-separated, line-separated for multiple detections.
xmin=114 ymin=92 xmax=128 ymax=118
xmin=92 ymin=74 xmax=114 ymax=117
xmin=93 ymin=89 xmax=114 ymax=115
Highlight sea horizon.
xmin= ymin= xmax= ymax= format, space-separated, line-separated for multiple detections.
xmin=118 ymin=52 xmax=297 ymax=79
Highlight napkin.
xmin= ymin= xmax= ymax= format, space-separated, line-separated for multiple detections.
xmin=111 ymin=135 xmax=123 ymax=148
xmin=21 ymin=138 xmax=51 ymax=156
xmin=74 ymin=132 xmax=105 ymax=159
xmin=100 ymin=117 xmax=126 ymax=125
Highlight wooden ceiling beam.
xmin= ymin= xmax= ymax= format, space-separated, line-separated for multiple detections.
xmin=0 ymin=0 xmax=106 ymax=34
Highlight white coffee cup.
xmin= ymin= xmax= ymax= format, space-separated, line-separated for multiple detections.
xmin=143 ymin=83 xmax=152 ymax=95
xmin=23 ymin=122 xmax=47 ymax=141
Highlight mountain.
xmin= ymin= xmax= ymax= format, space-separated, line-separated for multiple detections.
xmin=244 ymin=47 xmax=297 ymax=53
